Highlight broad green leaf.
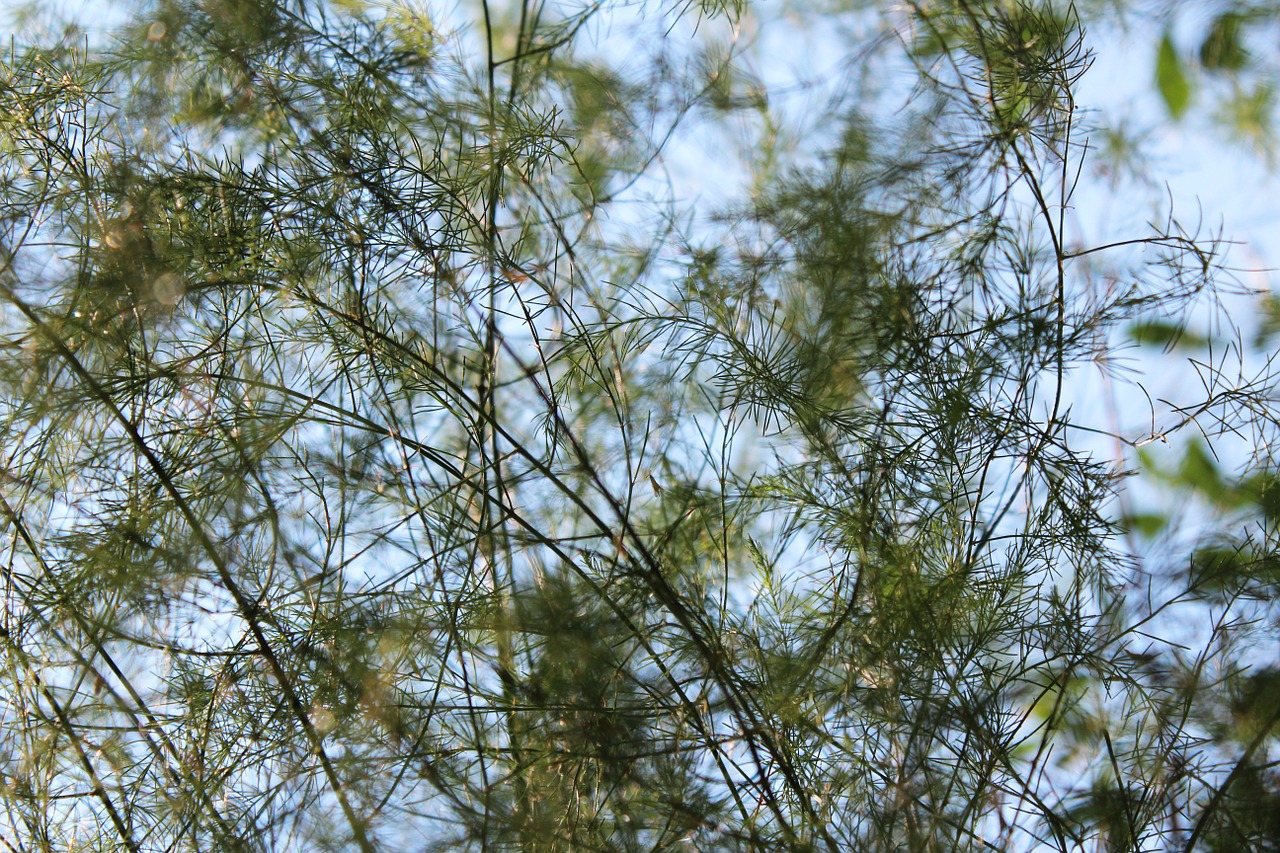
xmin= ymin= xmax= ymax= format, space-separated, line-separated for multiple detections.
xmin=1128 ymin=318 xmax=1208 ymax=349
xmin=1123 ymin=513 xmax=1168 ymax=538
xmin=1241 ymin=471 xmax=1280 ymax=521
xmin=1200 ymin=13 xmax=1249 ymax=73
xmin=1179 ymin=439 xmax=1224 ymax=500
xmin=1229 ymin=667 xmax=1280 ymax=742
xmin=1156 ymin=33 xmax=1192 ymax=119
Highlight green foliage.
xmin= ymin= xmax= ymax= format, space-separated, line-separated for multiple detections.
xmin=1200 ymin=12 xmax=1250 ymax=72
xmin=1097 ymin=2 xmax=1280 ymax=153
xmin=1128 ymin=318 xmax=1209 ymax=349
xmin=1156 ymin=31 xmax=1193 ymax=119
xmin=0 ymin=0 xmax=1277 ymax=851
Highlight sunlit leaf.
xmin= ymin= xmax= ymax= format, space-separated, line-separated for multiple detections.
xmin=1156 ymin=33 xmax=1192 ymax=119
xmin=1179 ymin=439 xmax=1224 ymax=500
xmin=1128 ymin=318 xmax=1208 ymax=349
xmin=1123 ymin=512 xmax=1168 ymax=538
